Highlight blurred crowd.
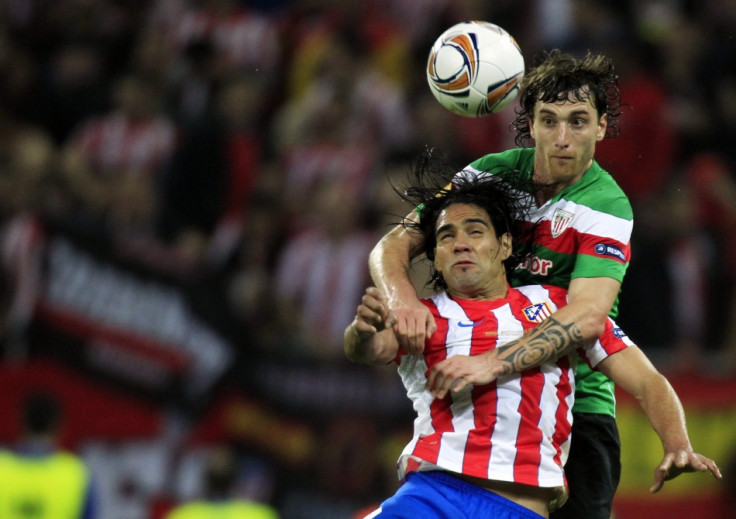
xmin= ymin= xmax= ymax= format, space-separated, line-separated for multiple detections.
xmin=0 ymin=0 xmax=734 ymax=517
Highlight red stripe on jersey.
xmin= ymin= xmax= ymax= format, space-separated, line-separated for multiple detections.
xmin=462 ymin=311 xmax=501 ymax=478
xmin=551 ymin=356 xmax=573 ymax=469
xmin=577 ymin=234 xmax=631 ymax=265
xmin=508 ymin=286 xmax=566 ymax=485
xmin=598 ymin=319 xmax=630 ymax=355
xmin=415 ymin=301 xmax=452 ymax=466
xmin=514 ymin=370 xmax=544 ymax=485
xmin=533 ymin=221 xmax=577 ymax=254
xmin=534 ymin=220 xmax=631 ymax=265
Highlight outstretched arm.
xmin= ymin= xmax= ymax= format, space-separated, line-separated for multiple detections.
xmin=597 ymin=346 xmax=722 ymax=492
xmin=369 ymin=211 xmax=436 ymax=354
xmin=427 ymin=276 xmax=621 ymax=398
xmin=344 ymin=287 xmax=401 ymax=366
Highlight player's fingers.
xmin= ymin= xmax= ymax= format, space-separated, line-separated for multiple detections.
xmin=384 ymin=310 xmax=398 ymax=329
xmin=433 ymin=387 xmax=448 ymax=400
xmin=688 ymin=453 xmax=710 ymax=472
xmin=352 ymin=317 xmax=377 ymax=336
xmin=427 ymin=366 xmax=444 ymax=395
xmin=695 ymin=455 xmax=722 ymax=478
xmin=362 ymin=290 xmax=386 ymax=314
xmin=365 ymin=286 xmax=383 ymax=299
xmin=651 ymin=454 xmax=673 ymax=491
xmin=450 ymin=377 xmax=469 ymax=393
xmin=428 ymin=365 xmax=452 ymax=398
xmin=356 ymin=304 xmax=383 ymax=329
xmin=405 ymin=317 xmax=418 ymax=354
xmin=649 ymin=475 xmax=665 ymax=494
xmin=425 ymin=313 xmax=437 ymax=337
xmin=393 ymin=315 xmax=410 ymax=351
xmin=408 ymin=321 xmax=426 ymax=355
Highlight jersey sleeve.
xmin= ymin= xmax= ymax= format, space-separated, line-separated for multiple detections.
xmin=457 ymin=148 xmax=534 ymax=183
xmin=578 ymin=318 xmax=633 ymax=368
xmin=570 ymin=199 xmax=633 ymax=283
xmin=571 ymin=189 xmax=634 ymax=281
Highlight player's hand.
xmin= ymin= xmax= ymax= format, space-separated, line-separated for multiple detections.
xmin=353 ymin=287 xmax=394 ymax=337
xmin=650 ymin=450 xmax=722 ymax=493
xmin=384 ymin=295 xmax=436 ymax=355
xmin=427 ymin=350 xmax=505 ymax=399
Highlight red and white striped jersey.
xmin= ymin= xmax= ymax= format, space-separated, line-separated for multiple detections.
xmin=395 ymin=284 xmax=631 ymax=495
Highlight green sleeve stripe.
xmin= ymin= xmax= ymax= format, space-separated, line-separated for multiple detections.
xmin=572 ymin=255 xmax=628 ymax=283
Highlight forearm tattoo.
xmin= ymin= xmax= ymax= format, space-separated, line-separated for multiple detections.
xmin=495 ymin=317 xmax=584 ymax=375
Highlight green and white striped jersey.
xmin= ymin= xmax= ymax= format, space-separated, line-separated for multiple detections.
xmin=462 ymin=147 xmax=634 ymax=416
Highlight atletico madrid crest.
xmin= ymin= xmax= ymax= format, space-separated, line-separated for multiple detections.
xmin=550 ymin=208 xmax=574 ymax=238
xmin=523 ymin=302 xmax=552 ymax=323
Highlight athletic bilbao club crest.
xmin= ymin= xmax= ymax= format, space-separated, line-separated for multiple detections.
xmin=550 ymin=208 xmax=574 ymax=238
xmin=523 ymin=302 xmax=552 ymax=323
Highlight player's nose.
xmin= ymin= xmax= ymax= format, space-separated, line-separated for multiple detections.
xmin=554 ymin=124 xmax=570 ymax=147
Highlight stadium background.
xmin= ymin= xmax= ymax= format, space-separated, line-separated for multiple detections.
xmin=0 ymin=0 xmax=734 ymax=517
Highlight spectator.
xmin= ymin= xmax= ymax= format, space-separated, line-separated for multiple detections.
xmin=0 ymin=111 xmax=57 ymax=361
xmin=165 ymin=445 xmax=278 ymax=519
xmin=273 ymin=177 xmax=377 ymax=361
xmin=0 ymin=392 xmax=96 ymax=518
xmin=31 ymin=42 xmax=109 ymax=145
xmin=149 ymin=0 xmax=282 ymax=77
xmin=60 ymin=72 xmax=177 ymax=237
xmin=159 ymin=70 xmax=270 ymax=265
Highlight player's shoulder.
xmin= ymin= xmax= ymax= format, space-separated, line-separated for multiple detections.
xmin=567 ymin=162 xmax=633 ymax=219
xmin=466 ymin=147 xmax=534 ymax=172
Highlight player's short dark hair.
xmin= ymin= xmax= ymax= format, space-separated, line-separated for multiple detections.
xmin=513 ymin=49 xmax=622 ymax=147
xmin=397 ymin=149 xmax=536 ymax=292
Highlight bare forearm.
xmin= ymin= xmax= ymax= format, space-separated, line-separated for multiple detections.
xmin=636 ymin=372 xmax=691 ymax=451
xmin=599 ymin=347 xmax=692 ymax=452
xmin=602 ymin=350 xmax=720 ymax=494
xmin=368 ymin=221 xmax=437 ymax=353
xmin=369 ymin=231 xmax=417 ymax=304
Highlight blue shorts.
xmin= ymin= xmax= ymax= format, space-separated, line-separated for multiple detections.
xmin=364 ymin=471 xmax=545 ymax=518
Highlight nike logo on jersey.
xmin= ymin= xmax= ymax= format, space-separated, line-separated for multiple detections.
xmin=457 ymin=318 xmax=487 ymax=328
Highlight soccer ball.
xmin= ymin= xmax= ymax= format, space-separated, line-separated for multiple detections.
xmin=426 ymin=21 xmax=525 ymax=117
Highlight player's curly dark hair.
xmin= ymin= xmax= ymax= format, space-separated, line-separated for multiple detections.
xmin=512 ymin=49 xmax=622 ymax=147
xmin=395 ymin=149 xmax=537 ymax=292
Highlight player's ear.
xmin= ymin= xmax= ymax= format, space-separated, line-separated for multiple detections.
xmin=500 ymin=232 xmax=512 ymax=260
xmin=596 ymin=113 xmax=608 ymax=141
xmin=528 ymin=115 xmax=537 ymax=140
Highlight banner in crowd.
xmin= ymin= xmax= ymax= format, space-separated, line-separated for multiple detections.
xmin=26 ymin=221 xmax=234 ymax=405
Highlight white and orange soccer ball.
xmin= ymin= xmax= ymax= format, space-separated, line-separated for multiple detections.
xmin=426 ymin=21 xmax=525 ymax=117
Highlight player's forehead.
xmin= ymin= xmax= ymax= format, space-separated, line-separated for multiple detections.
xmin=533 ymin=93 xmax=598 ymax=118
xmin=436 ymin=203 xmax=493 ymax=230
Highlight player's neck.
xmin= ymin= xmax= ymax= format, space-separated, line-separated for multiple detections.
xmin=449 ymin=282 xmax=509 ymax=301
xmin=532 ymin=170 xmax=584 ymax=206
